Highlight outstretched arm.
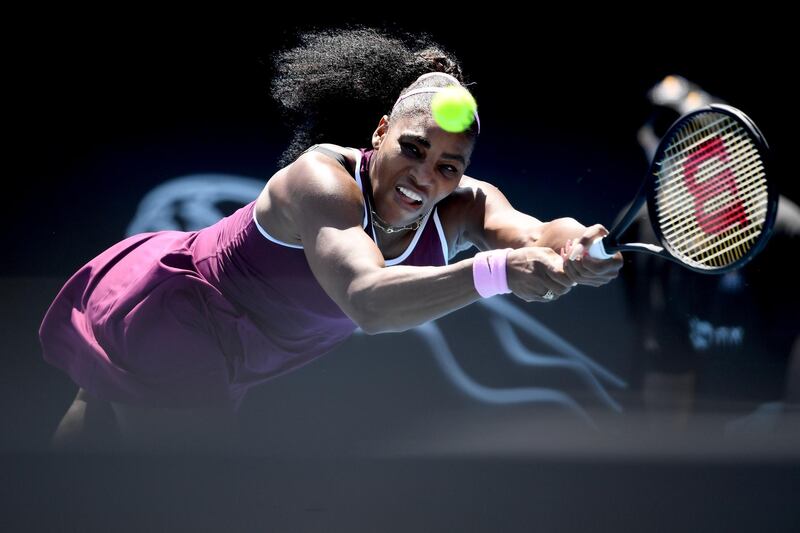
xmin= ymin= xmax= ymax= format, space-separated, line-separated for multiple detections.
xmin=456 ymin=175 xmax=623 ymax=287
xmin=287 ymin=153 xmax=573 ymax=334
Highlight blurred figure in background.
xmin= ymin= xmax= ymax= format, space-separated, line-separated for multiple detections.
xmin=619 ymin=75 xmax=800 ymax=435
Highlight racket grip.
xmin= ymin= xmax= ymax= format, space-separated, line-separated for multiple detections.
xmin=587 ymin=237 xmax=615 ymax=260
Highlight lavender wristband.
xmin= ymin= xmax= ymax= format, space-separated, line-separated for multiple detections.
xmin=472 ymin=248 xmax=513 ymax=298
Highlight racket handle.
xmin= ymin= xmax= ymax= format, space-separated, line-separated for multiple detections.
xmin=587 ymin=237 xmax=615 ymax=260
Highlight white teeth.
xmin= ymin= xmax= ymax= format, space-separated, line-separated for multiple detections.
xmin=397 ymin=186 xmax=422 ymax=202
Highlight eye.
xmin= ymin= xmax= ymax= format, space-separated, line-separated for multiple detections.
xmin=400 ymin=142 xmax=421 ymax=157
xmin=441 ymin=165 xmax=459 ymax=175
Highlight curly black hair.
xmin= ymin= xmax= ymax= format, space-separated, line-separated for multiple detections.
xmin=270 ymin=25 xmax=477 ymax=167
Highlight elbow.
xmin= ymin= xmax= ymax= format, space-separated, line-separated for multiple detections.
xmin=357 ymin=319 xmax=408 ymax=336
xmin=353 ymin=311 xmax=381 ymax=335
xmin=346 ymin=269 xmax=419 ymax=335
xmin=355 ymin=311 xmax=413 ymax=335
xmin=350 ymin=303 xmax=395 ymax=336
xmin=357 ymin=323 xmax=383 ymax=336
xmin=348 ymin=283 xmax=405 ymax=335
xmin=352 ymin=313 xmax=388 ymax=336
xmin=348 ymin=283 xmax=383 ymax=335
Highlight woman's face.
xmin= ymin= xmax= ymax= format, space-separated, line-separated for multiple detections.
xmin=370 ymin=113 xmax=475 ymax=227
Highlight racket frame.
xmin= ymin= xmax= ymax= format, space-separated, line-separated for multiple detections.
xmin=601 ymin=104 xmax=776 ymax=274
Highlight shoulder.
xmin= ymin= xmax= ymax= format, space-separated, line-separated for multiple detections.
xmin=439 ymin=175 xmax=496 ymax=210
xmin=257 ymin=147 xmax=366 ymax=242
xmin=311 ymin=143 xmax=361 ymax=173
xmin=282 ymin=149 xmax=365 ymax=225
xmin=287 ymin=149 xmax=358 ymax=192
xmin=438 ymin=175 xmax=505 ymax=225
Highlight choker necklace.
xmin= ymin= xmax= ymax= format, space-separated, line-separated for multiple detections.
xmin=370 ymin=208 xmax=428 ymax=234
xmin=362 ymin=154 xmax=428 ymax=234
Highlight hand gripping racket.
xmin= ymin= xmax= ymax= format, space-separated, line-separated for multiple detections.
xmin=589 ymin=104 xmax=777 ymax=273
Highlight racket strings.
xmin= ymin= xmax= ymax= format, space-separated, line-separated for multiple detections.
xmin=656 ymin=152 xmax=763 ymax=232
xmin=656 ymin=125 xmax=758 ymax=197
xmin=658 ymin=152 xmax=765 ymax=233
xmin=653 ymin=112 xmax=767 ymax=269
xmin=659 ymin=119 xmax=766 ymax=267
xmin=655 ymin=126 xmax=762 ymax=209
xmin=660 ymin=122 xmax=765 ymax=267
xmin=672 ymin=136 xmax=766 ymax=264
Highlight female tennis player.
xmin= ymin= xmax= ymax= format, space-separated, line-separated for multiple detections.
xmin=40 ymin=27 xmax=623 ymax=450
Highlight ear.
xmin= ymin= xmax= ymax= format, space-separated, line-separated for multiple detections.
xmin=371 ymin=115 xmax=390 ymax=149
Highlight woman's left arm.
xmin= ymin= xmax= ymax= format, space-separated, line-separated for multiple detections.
xmin=455 ymin=175 xmax=623 ymax=287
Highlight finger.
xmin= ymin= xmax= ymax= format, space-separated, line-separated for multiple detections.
xmin=572 ymin=246 xmax=622 ymax=269
xmin=579 ymin=223 xmax=610 ymax=245
xmin=574 ymin=224 xmax=610 ymax=258
xmin=543 ymin=265 xmax=577 ymax=290
xmin=560 ymin=239 xmax=573 ymax=261
xmin=564 ymin=259 xmax=604 ymax=286
xmin=562 ymin=259 xmax=583 ymax=284
xmin=567 ymin=252 xmax=621 ymax=283
xmin=565 ymin=251 xmax=599 ymax=275
xmin=579 ymin=255 xmax=623 ymax=276
xmin=536 ymin=283 xmax=571 ymax=302
xmin=567 ymin=239 xmax=584 ymax=261
xmin=571 ymin=256 xmax=605 ymax=276
xmin=531 ymin=264 xmax=573 ymax=294
xmin=541 ymin=247 xmax=569 ymax=272
xmin=563 ymin=239 xmax=573 ymax=257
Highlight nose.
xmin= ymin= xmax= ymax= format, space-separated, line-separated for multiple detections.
xmin=408 ymin=174 xmax=433 ymax=200
xmin=410 ymin=161 xmax=437 ymax=191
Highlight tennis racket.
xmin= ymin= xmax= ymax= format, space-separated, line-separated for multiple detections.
xmin=588 ymin=104 xmax=777 ymax=273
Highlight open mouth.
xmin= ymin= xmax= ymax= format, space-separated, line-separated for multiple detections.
xmin=395 ymin=186 xmax=424 ymax=208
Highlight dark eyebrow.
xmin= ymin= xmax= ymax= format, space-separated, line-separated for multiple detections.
xmin=399 ymin=133 xmax=467 ymax=165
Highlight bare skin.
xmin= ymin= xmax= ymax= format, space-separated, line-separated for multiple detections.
xmin=53 ymin=112 xmax=622 ymax=450
xmin=52 ymin=388 xmax=121 ymax=452
xmin=52 ymin=388 xmax=238 ymax=453
xmin=258 ymin=113 xmax=622 ymax=332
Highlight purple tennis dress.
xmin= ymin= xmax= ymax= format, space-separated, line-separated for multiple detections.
xmin=39 ymin=147 xmax=449 ymax=412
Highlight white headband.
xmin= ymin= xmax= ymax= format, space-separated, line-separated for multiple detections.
xmin=392 ymin=73 xmax=480 ymax=133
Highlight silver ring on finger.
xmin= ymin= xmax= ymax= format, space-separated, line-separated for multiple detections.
xmin=543 ymin=289 xmax=555 ymax=301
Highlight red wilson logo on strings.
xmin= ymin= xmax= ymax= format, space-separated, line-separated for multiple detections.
xmin=682 ymin=137 xmax=749 ymax=235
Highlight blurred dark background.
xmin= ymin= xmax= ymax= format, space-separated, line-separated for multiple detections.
xmin=3 ymin=14 xmax=798 ymax=532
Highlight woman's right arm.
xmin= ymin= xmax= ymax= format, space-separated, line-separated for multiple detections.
xmin=286 ymin=153 xmax=572 ymax=334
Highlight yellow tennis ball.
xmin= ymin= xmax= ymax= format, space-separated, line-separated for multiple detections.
xmin=431 ymin=85 xmax=477 ymax=133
